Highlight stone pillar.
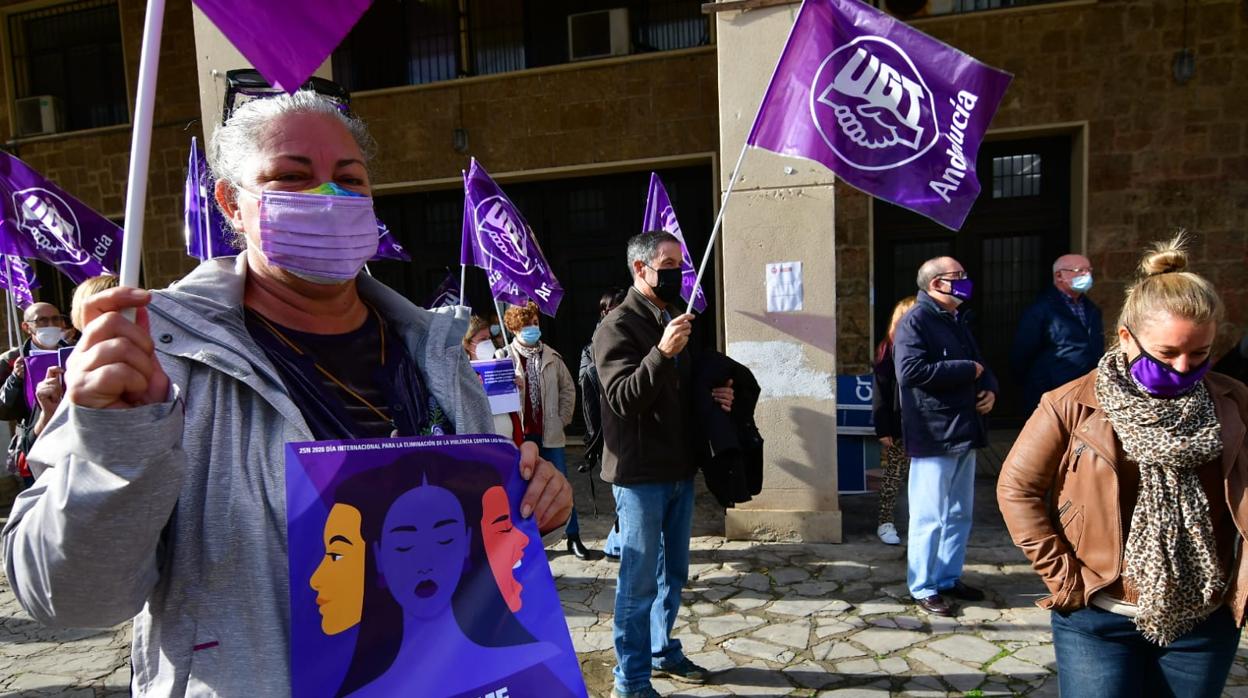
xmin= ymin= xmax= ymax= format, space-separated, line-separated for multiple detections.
xmin=190 ymin=8 xmax=332 ymax=146
xmin=715 ymin=4 xmax=842 ymax=543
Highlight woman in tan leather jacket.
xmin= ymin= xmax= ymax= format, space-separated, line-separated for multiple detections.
xmin=998 ymin=236 xmax=1248 ymax=698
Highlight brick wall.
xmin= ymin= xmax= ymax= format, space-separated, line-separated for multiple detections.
xmin=834 ymin=0 xmax=1248 ymax=373
xmin=0 ymin=0 xmax=202 ymax=336
xmin=353 ymin=49 xmax=719 ymax=184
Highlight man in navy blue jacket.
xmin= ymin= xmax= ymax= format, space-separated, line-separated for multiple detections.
xmin=893 ymin=256 xmax=998 ymax=617
xmin=1010 ymin=254 xmax=1104 ymax=417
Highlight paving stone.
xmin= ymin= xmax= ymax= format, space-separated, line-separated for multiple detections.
xmin=846 ymin=628 xmax=927 ymax=655
xmin=987 ymin=654 xmax=1048 ymax=679
xmin=675 ymin=633 xmax=706 ymax=654
xmin=857 ymin=597 xmax=907 ymax=615
xmin=793 ymin=580 xmax=842 ymax=597
xmin=928 ymin=634 xmax=1003 ymax=665
xmin=893 ymin=615 xmax=924 ymax=630
xmin=769 ymin=597 xmax=840 ymax=617
xmin=818 ymin=682 xmax=892 ymax=696
xmin=725 ymin=592 xmax=770 ymax=611
xmin=908 ymin=648 xmax=985 ymax=693
xmin=1013 ymin=643 xmax=1057 ymax=669
xmin=749 ymin=620 xmax=811 ymax=649
xmin=564 ymin=612 xmax=597 ymax=629
xmin=867 ymin=616 xmax=898 ymax=629
xmin=835 ymin=657 xmax=881 ymax=676
xmin=878 ymin=656 xmax=910 ymax=675
xmin=570 ymin=629 xmax=614 ymax=653
xmin=770 ymin=567 xmax=811 ymax=585
xmin=738 ymin=572 xmax=771 ymax=592
xmin=784 ymin=659 xmax=839 ymax=689
xmin=6 ymin=673 xmax=81 ymax=691
xmin=722 ymin=637 xmax=795 ymax=664
xmin=698 ymin=613 xmax=766 ymax=638
xmin=700 ymin=586 xmax=734 ymax=602
xmin=815 ymin=617 xmax=861 ymax=638
xmin=685 ymin=650 xmax=736 ymax=673
xmin=813 ymin=640 xmax=868 ymax=662
xmin=819 ymin=561 xmax=873 ymax=582
xmin=959 ymin=605 xmax=1002 ymax=622
xmin=822 ymin=599 xmax=855 ymax=614
xmin=717 ymin=660 xmax=796 ymax=695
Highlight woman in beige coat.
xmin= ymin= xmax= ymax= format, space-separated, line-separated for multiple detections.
xmin=501 ymin=302 xmax=598 ymax=559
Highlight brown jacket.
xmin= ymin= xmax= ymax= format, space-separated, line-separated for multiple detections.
xmin=997 ymin=370 xmax=1248 ymax=624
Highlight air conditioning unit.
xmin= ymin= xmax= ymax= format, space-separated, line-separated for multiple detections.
xmin=568 ymin=8 xmax=629 ymax=62
xmin=15 ymin=95 xmax=62 ymax=137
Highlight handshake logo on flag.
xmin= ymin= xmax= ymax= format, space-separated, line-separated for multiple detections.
xmin=475 ymin=196 xmax=537 ymax=278
xmin=813 ymin=37 xmax=939 ymax=170
xmin=13 ymin=188 xmax=98 ymax=267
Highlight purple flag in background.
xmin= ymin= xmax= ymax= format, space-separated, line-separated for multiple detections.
xmin=372 ymin=218 xmax=410 ymax=262
xmin=424 ymin=270 xmax=462 ymax=310
xmin=184 ymin=137 xmax=233 ymax=261
xmin=462 ymin=159 xmax=564 ymax=316
xmin=747 ymin=0 xmax=1012 ymax=231
xmin=0 ymin=255 xmax=38 ymax=309
xmin=0 ymin=152 xmax=120 ymax=284
xmin=642 ymin=173 xmax=708 ymax=313
xmin=192 ymin=0 xmax=372 ymax=93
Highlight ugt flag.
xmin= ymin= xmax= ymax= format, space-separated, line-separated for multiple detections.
xmin=461 ymin=159 xmax=564 ymax=316
xmin=424 ymin=269 xmax=461 ymax=310
xmin=0 ymin=152 xmax=120 ymax=284
xmin=192 ymin=0 xmax=372 ymax=93
xmin=0 ymin=255 xmax=38 ymax=309
xmin=184 ymin=137 xmax=233 ymax=261
xmin=642 ymin=173 xmax=707 ymax=313
xmin=747 ymin=0 xmax=1011 ymax=231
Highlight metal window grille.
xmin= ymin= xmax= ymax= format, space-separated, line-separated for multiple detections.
xmin=637 ymin=0 xmax=710 ymax=52
xmin=992 ymin=153 xmax=1042 ymax=198
xmin=875 ymin=0 xmax=1067 ymax=17
xmin=333 ymin=0 xmax=459 ymax=92
xmin=7 ymin=0 xmax=127 ymax=132
xmin=469 ymin=0 xmax=525 ymax=76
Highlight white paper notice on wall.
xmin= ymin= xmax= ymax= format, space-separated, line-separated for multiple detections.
xmin=766 ymin=261 xmax=803 ymax=313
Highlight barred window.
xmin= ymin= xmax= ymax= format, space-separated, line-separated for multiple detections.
xmin=992 ymin=154 xmax=1042 ymax=198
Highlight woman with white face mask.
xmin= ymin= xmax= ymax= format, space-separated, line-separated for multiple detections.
xmin=498 ymin=301 xmax=597 ymax=560
xmin=1 ymin=90 xmax=573 ymax=696
xmin=463 ymin=314 xmax=522 ymax=445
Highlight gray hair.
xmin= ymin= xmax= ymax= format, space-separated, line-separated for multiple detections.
xmin=209 ymin=90 xmax=376 ymax=193
xmin=916 ymin=256 xmax=955 ymax=292
xmin=625 ymin=230 xmax=680 ymax=276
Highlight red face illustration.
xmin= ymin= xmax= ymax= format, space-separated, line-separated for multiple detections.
xmin=480 ymin=485 xmax=531 ymax=612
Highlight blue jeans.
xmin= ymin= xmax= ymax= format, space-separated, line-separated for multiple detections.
xmin=611 ymin=479 xmax=695 ymax=693
xmin=535 ymin=444 xmax=578 ymax=536
xmin=1052 ymin=605 xmax=1240 ymax=697
xmin=906 ymin=450 xmax=975 ymax=599
xmin=605 ymin=518 xmax=622 ymax=557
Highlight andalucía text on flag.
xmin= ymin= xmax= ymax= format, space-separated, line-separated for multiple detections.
xmin=747 ymin=0 xmax=1012 ymax=231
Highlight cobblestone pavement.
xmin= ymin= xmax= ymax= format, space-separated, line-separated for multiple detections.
xmin=4 ymin=466 xmax=1248 ymax=696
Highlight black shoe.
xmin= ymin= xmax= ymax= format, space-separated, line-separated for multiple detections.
xmin=912 ymin=594 xmax=954 ymax=617
xmin=603 ymin=549 xmax=620 ymax=561
xmin=940 ymin=580 xmax=985 ymax=601
xmin=567 ymin=535 xmax=602 ymax=560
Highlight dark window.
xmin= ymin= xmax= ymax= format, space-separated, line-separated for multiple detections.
xmin=334 ymin=0 xmax=710 ymax=92
xmin=7 ymin=0 xmax=128 ymax=134
xmin=992 ymin=154 xmax=1042 ymax=198
xmin=879 ymin=0 xmax=1069 ymax=18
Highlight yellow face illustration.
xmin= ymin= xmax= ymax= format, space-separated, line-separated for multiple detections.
xmin=309 ymin=503 xmax=365 ymax=635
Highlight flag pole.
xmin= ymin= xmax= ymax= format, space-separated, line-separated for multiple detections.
xmin=685 ymin=141 xmax=748 ymax=315
xmin=494 ymin=300 xmax=511 ymax=346
xmin=5 ymin=291 xmax=14 ymax=349
xmin=118 ymin=0 xmax=167 ymax=311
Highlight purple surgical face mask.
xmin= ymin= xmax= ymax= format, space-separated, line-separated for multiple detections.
xmin=936 ymin=277 xmax=973 ymax=304
xmin=1126 ymin=328 xmax=1211 ymax=398
xmin=245 ymin=183 xmax=377 ymax=284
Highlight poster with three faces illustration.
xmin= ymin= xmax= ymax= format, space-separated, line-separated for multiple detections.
xmin=287 ymin=434 xmax=587 ymax=698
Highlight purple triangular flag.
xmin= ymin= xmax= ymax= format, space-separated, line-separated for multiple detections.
xmin=0 ymin=255 xmax=38 ymax=309
xmin=462 ymin=159 xmax=563 ymax=317
xmin=423 ymin=270 xmax=461 ymax=310
xmin=184 ymin=137 xmax=233 ymax=261
xmin=371 ymin=218 xmax=410 ymax=262
xmin=192 ymin=0 xmax=372 ymax=93
xmin=0 ymin=152 xmax=120 ymax=284
xmin=746 ymin=0 xmax=1011 ymax=231
xmin=642 ymin=173 xmax=708 ymax=313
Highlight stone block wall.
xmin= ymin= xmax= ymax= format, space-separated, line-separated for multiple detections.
xmin=835 ymin=0 xmax=1248 ymax=373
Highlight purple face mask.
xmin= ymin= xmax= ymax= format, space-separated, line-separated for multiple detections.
xmin=1127 ymin=329 xmax=1211 ymax=398
xmin=943 ymin=277 xmax=973 ymax=302
xmin=252 ymin=184 xmax=377 ymax=284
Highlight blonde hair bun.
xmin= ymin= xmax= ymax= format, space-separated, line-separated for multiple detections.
xmin=1139 ymin=232 xmax=1190 ymax=277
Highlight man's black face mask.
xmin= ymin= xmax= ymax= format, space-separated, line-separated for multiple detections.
xmin=646 ymin=265 xmax=683 ymax=305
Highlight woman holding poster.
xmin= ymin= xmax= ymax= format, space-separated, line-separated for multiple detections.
xmin=1 ymin=91 xmax=572 ymax=696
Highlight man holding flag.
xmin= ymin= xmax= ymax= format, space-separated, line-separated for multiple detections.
xmin=594 ymin=231 xmax=734 ymax=698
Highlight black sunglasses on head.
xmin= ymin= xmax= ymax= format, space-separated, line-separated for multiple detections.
xmin=222 ymin=69 xmax=352 ymax=123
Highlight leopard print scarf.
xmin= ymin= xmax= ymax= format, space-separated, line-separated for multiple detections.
xmin=1095 ymin=350 xmax=1224 ymax=645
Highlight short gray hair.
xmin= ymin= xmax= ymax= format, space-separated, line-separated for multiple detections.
xmin=625 ymin=230 xmax=680 ymax=276
xmin=207 ymin=90 xmax=376 ymax=248
xmin=916 ymin=256 xmax=954 ymax=292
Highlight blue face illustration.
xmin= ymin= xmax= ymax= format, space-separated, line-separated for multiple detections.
xmin=374 ymin=484 xmax=471 ymax=620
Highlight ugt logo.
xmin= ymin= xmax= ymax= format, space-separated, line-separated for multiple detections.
xmin=474 ymin=195 xmax=541 ymax=278
xmin=810 ymin=36 xmax=940 ymax=171
xmin=13 ymin=187 xmax=91 ymax=266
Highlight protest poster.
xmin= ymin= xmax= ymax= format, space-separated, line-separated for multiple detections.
xmin=286 ymin=434 xmax=587 ymax=698
xmin=23 ymin=350 xmax=60 ymax=410
xmin=471 ymin=359 xmax=522 ymax=416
